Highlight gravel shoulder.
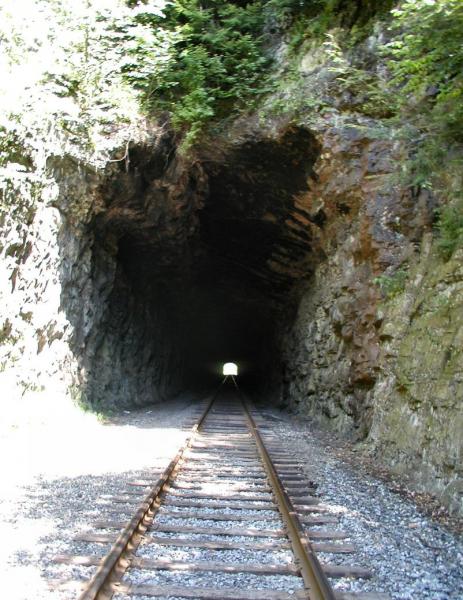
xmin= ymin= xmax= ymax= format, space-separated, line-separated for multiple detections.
xmin=0 ymin=393 xmax=201 ymax=600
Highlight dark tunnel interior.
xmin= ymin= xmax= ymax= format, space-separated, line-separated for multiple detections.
xmin=113 ymin=224 xmax=283 ymax=396
xmin=80 ymin=126 xmax=321 ymax=409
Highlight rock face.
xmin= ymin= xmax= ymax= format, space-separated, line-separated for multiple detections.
xmin=267 ymin=38 xmax=462 ymax=515
xmin=0 ymin=120 xmax=322 ymax=409
xmin=0 ymin=124 xmax=198 ymax=410
xmin=281 ymin=119 xmax=435 ymax=433
xmin=370 ymin=242 xmax=463 ymax=514
xmin=66 ymin=132 xmax=208 ymax=408
xmin=283 ymin=227 xmax=462 ymax=514
xmin=0 ymin=16 xmax=461 ymax=515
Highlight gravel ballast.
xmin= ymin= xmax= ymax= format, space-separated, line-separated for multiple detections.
xmin=257 ymin=408 xmax=463 ymax=600
xmin=1 ymin=394 xmax=462 ymax=599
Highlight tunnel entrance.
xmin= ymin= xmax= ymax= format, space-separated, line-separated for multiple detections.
xmin=74 ymin=125 xmax=321 ymax=409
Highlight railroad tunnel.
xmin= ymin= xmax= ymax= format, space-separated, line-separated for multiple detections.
xmin=72 ymin=125 xmax=322 ymax=409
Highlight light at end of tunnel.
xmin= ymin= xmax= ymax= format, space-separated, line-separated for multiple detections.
xmin=223 ymin=362 xmax=238 ymax=376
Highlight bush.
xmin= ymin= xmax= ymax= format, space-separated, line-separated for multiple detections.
xmin=282 ymin=0 xmax=395 ymax=49
xmin=387 ymin=1 xmax=463 ymax=148
xmin=122 ymin=1 xmax=272 ymax=148
xmin=436 ymin=200 xmax=463 ymax=260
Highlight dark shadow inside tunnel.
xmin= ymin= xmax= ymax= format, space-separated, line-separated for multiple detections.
xmin=69 ymin=125 xmax=321 ymax=410
xmin=110 ymin=235 xmax=282 ymax=399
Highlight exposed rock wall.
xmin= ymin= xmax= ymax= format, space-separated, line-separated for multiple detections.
xmin=370 ymin=240 xmax=463 ymax=513
xmin=0 ymin=0 xmax=190 ymax=412
xmin=280 ymin=116 xmax=433 ymax=429
xmin=0 ymin=174 xmax=76 ymax=403
xmin=75 ymin=136 xmax=208 ymax=408
xmin=283 ymin=226 xmax=462 ymax=514
xmin=272 ymin=30 xmax=462 ymax=514
xmin=53 ymin=131 xmax=209 ymax=409
xmin=277 ymin=90 xmax=461 ymax=513
xmin=0 ymin=126 xmax=193 ymax=410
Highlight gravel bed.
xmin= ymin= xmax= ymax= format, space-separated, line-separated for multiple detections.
xmin=153 ymin=515 xmax=282 ymax=530
xmin=173 ymin=482 xmax=269 ymax=491
xmin=171 ymin=483 xmax=270 ymax=494
xmin=174 ymin=475 xmax=266 ymax=484
xmin=123 ymin=568 xmax=303 ymax=591
xmin=137 ymin=543 xmax=294 ymax=565
xmin=162 ymin=494 xmax=274 ymax=506
xmin=42 ymin=563 xmax=98 ymax=583
xmin=173 ymin=476 xmax=267 ymax=485
xmin=181 ymin=466 xmax=261 ymax=473
xmin=193 ymin=441 xmax=255 ymax=446
xmin=158 ymin=505 xmax=278 ymax=518
xmin=258 ymin=408 xmax=463 ymax=599
xmin=164 ymin=489 xmax=272 ymax=499
xmin=5 ymin=395 xmax=460 ymax=599
xmin=184 ymin=459 xmax=261 ymax=467
xmin=147 ymin=531 xmax=285 ymax=544
xmin=196 ymin=453 xmax=257 ymax=457
xmin=93 ymin=510 xmax=133 ymax=522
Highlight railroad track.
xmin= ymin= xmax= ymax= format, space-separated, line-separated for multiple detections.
xmin=52 ymin=379 xmax=389 ymax=600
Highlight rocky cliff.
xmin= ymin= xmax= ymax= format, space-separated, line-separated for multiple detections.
xmin=0 ymin=1 xmax=461 ymax=514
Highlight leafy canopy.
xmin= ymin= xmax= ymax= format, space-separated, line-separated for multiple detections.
xmin=123 ymin=1 xmax=272 ymax=147
xmin=387 ymin=0 xmax=463 ymax=147
xmin=385 ymin=0 xmax=463 ymax=254
xmin=437 ymin=199 xmax=463 ymax=260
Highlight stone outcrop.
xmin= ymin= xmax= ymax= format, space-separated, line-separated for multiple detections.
xmin=370 ymin=241 xmax=463 ymax=514
xmin=0 ymin=123 xmax=194 ymax=410
xmin=276 ymin=40 xmax=461 ymax=513
xmin=281 ymin=117 xmax=434 ymax=432
xmin=0 ymin=11 xmax=461 ymax=516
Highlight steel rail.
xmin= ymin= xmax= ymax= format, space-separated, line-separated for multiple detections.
xmin=233 ymin=377 xmax=337 ymax=600
xmin=78 ymin=390 xmax=219 ymax=600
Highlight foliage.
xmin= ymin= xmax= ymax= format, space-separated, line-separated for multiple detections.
xmin=374 ymin=269 xmax=408 ymax=299
xmin=323 ymin=34 xmax=396 ymax=118
xmin=385 ymin=1 xmax=463 ymax=183
xmin=122 ymin=1 xmax=273 ymax=148
xmin=279 ymin=0 xmax=463 ymax=169
xmin=69 ymin=383 xmax=113 ymax=418
xmin=120 ymin=0 xmax=395 ymax=145
xmin=0 ymin=319 xmax=14 ymax=345
xmin=0 ymin=1 xmax=143 ymax=166
xmin=436 ymin=199 xmax=463 ymax=260
xmin=0 ymin=127 xmax=33 ymax=168
xmin=283 ymin=0 xmax=395 ymax=50
xmin=387 ymin=1 xmax=463 ymax=138
xmin=119 ymin=0 xmax=461 ymax=156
